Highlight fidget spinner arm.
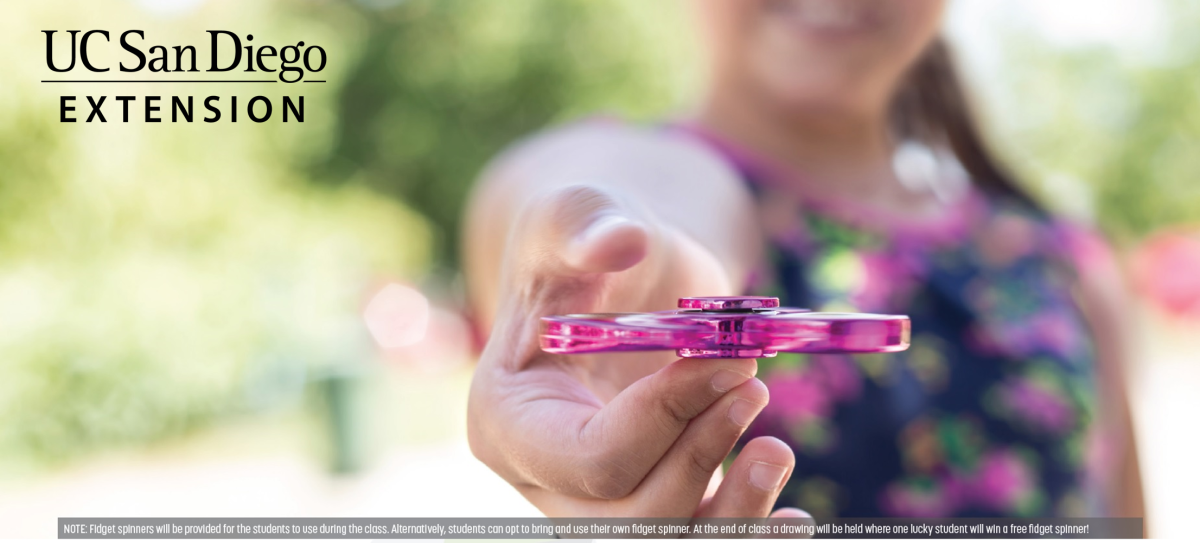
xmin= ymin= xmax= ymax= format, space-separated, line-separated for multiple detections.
xmin=540 ymin=296 xmax=910 ymax=359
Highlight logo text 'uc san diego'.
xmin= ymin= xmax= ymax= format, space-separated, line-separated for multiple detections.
xmin=44 ymin=30 xmax=324 ymax=123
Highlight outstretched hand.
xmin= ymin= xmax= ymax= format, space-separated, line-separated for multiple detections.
xmin=467 ymin=184 xmax=803 ymax=520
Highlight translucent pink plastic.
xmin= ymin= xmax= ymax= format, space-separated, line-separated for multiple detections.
xmin=541 ymin=296 xmax=910 ymax=359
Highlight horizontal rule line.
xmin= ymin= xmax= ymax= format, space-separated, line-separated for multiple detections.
xmin=39 ymin=80 xmax=306 ymax=83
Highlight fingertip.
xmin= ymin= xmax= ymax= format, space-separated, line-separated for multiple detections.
xmin=739 ymin=436 xmax=796 ymax=492
xmin=741 ymin=435 xmax=797 ymax=467
xmin=769 ymin=507 xmax=812 ymax=519
xmin=724 ymin=377 xmax=770 ymax=431
xmin=733 ymin=376 xmax=770 ymax=406
xmin=693 ymin=433 xmax=798 ymax=520
xmin=767 ymin=508 xmax=815 ymax=540
xmin=564 ymin=214 xmax=649 ymax=273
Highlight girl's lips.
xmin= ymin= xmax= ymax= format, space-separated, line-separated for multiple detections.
xmin=765 ymin=0 xmax=880 ymax=36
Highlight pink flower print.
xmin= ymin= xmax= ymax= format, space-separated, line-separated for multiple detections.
xmin=1004 ymin=381 xmax=1074 ymax=434
xmin=971 ymin=450 xmax=1037 ymax=512
xmin=880 ymin=478 xmax=956 ymax=517
xmin=763 ymin=372 xmax=831 ymax=424
xmin=1029 ymin=311 xmax=1080 ymax=359
xmin=884 ymin=450 xmax=1041 ymax=517
xmin=812 ymin=354 xmax=863 ymax=403
xmin=965 ymin=318 xmax=1036 ymax=358
xmin=968 ymin=310 xmax=1079 ymax=360
xmin=999 ymin=320 xmax=1044 ymax=358
xmin=762 ymin=359 xmax=862 ymax=454
xmin=854 ymin=252 xmax=914 ymax=310
xmin=985 ymin=369 xmax=1077 ymax=436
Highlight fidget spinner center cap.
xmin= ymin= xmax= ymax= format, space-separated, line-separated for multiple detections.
xmin=677 ymin=296 xmax=779 ymax=312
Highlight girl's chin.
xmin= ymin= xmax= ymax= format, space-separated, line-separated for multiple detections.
xmin=755 ymin=79 xmax=878 ymax=119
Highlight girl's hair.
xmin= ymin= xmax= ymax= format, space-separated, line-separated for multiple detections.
xmin=891 ymin=37 xmax=1042 ymax=211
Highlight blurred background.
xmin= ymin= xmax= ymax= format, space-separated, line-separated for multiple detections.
xmin=1 ymin=0 xmax=1198 ymax=537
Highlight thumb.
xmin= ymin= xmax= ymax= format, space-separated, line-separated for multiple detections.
xmin=486 ymin=184 xmax=652 ymax=369
xmin=519 ymin=184 xmax=649 ymax=276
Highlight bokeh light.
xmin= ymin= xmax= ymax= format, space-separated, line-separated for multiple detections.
xmin=363 ymin=283 xmax=430 ymax=349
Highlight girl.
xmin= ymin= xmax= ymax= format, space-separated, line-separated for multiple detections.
xmin=463 ymin=0 xmax=1143 ymax=521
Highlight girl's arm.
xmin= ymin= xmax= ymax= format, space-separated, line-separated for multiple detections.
xmin=461 ymin=120 xmax=802 ymax=518
xmin=1070 ymin=230 xmax=1146 ymax=526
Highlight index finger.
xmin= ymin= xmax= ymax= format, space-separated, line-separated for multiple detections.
xmin=472 ymin=352 xmax=757 ymax=500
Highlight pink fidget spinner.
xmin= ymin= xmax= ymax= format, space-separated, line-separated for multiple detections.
xmin=541 ymin=296 xmax=910 ymax=359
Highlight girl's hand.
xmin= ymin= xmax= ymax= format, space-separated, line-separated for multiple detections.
xmin=467 ymin=183 xmax=800 ymax=519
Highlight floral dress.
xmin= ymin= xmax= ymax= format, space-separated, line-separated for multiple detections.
xmin=678 ymin=126 xmax=1110 ymax=519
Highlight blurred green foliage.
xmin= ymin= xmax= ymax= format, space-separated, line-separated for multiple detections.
xmin=0 ymin=1 xmax=432 ymax=471
xmin=313 ymin=0 xmax=696 ymax=265
xmin=983 ymin=0 xmax=1200 ymax=242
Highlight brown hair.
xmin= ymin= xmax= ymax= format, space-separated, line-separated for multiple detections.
xmin=891 ymin=37 xmax=1041 ymax=211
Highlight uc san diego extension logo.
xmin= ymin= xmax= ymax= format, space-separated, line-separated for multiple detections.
xmin=43 ymin=30 xmax=325 ymax=123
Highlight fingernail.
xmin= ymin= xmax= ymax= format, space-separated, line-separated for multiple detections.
xmin=748 ymin=461 xmax=788 ymax=492
xmin=727 ymin=398 xmax=763 ymax=427
xmin=711 ymin=370 xmax=751 ymax=393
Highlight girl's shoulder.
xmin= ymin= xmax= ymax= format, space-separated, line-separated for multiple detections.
xmin=476 ymin=115 xmax=755 ymax=221
xmin=490 ymin=115 xmax=731 ymax=175
xmin=975 ymin=190 xmax=1114 ymax=273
